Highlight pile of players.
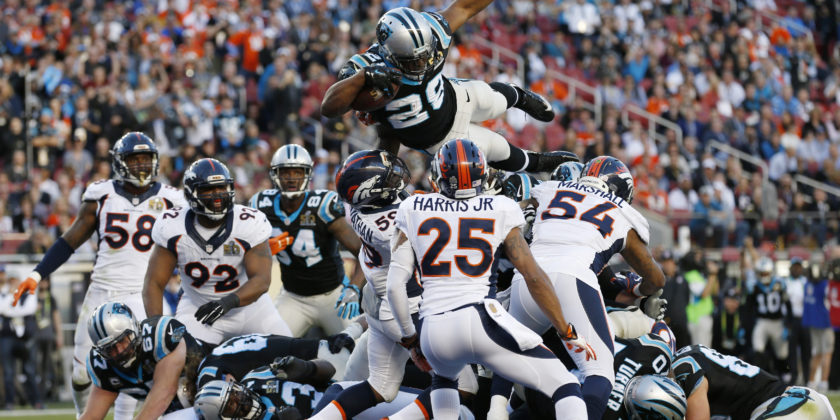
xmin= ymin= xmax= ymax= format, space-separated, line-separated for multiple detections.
xmin=8 ymin=0 xmax=839 ymax=418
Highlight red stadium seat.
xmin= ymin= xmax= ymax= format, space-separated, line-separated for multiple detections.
xmin=787 ymin=246 xmax=810 ymax=262
xmin=721 ymin=247 xmax=741 ymax=263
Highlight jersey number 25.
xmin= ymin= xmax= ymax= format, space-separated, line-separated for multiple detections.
xmin=418 ymin=217 xmax=494 ymax=278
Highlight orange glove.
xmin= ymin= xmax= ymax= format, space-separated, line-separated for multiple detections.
xmin=269 ymin=232 xmax=294 ymax=255
xmin=13 ymin=273 xmax=40 ymax=306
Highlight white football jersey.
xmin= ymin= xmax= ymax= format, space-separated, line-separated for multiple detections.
xmin=529 ymin=180 xmax=650 ymax=283
xmin=395 ymin=193 xmax=525 ymax=318
xmin=83 ymin=180 xmax=186 ymax=291
xmin=151 ymin=205 xmax=271 ymax=303
xmin=345 ymin=202 xmax=398 ymax=298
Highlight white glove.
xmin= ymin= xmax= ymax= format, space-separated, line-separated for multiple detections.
xmin=640 ymin=289 xmax=667 ymax=321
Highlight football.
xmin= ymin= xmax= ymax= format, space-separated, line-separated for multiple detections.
xmin=351 ymin=82 xmax=400 ymax=112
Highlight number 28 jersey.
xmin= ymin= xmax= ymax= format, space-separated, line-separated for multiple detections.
xmin=151 ymin=205 xmax=271 ymax=303
xmin=529 ymin=180 xmax=650 ymax=281
xmin=338 ymin=11 xmax=455 ymax=150
xmin=83 ymin=180 xmax=185 ymax=291
xmin=395 ymin=193 xmax=525 ymax=318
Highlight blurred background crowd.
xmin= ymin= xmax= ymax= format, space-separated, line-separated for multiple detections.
xmin=1 ymin=0 xmax=840 ymax=408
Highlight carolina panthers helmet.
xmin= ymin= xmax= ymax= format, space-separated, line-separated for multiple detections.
xmin=431 ymin=139 xmax=487 ymax=200
xmin=270 ymin=145 xmax=313 ymax=198
xmin=551 ymin=161 xmax=584 ymax=182
xmin=88 ymin=302 xmax=141 ymax=368
xmin=756 ymin=257 xmax=774 ymax=285
xmin=335 ymin=150 xmax=411 ymax=209
xmin=502 ymin=173 xmax=539 ymax=201
xmin=376 ymin=7 xmax=440 ymax=81
xmin=194 ymin=380 xmax=265 ymax=420
xmin=624 ymin=375 xmax=687 ymax=420
xmin=582 ymin=156 xmax=635 ymax=203
xmin=111 ymin=132 xmax=159 ymax=187
xmin=183 ymin=158 xmax=235 ymax=221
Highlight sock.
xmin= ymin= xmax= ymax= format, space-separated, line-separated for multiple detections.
xmin=489 ymin=82 xmax=519 ymax=108
xmin=581 ymin=376 xmax=612 ymax=420
xmin=72 ymin=381 xmax=91 ymax=417
xmin=431 ymin=388 xmax=461 ymax=420
xmin=488 ymin=143 xmax=529 ymax=172
xmin=386 ymin=399 xmax=431 ymax=420
xmin=310 ymin=381 xmax=379 ymax=419
xmin=553 ymin=383 xmax=586 ymax=420
xmin=113 ymin=393 xmax=138 ymax=420
xmin=311 ymin=402 xmax=347 ymax=420
xmin=487 ymin=394 xmax=511 ymax=420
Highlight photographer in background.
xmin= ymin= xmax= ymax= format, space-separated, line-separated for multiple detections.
xmin=35 ymin=277 xmax=62 ymax=401
xmin=0 ymin=269 xmax=42 ymax=409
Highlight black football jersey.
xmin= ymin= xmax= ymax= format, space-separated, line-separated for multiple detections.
xmin=86 ymin=316 xmax=206 ymax=410
xmin=672 ymin=345 xmax=786 ymax=420
xmin=337 ymin=11 xmax=456 ymax=150
xmin=241 ymin=367 xmax=326 ymax=418
xmin=250 ymin=189 xmax=346 ymax=296
xmin=197 ymin=334 xmax=321 ymax=388
xmin=746 ymin=278 xmax=789 ymax=320
xmin=604 ymin=334 xmax=674 ymax=420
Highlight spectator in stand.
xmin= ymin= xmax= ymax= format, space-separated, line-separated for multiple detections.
xmin=769 ymin=143 xmax=800 ymax=181
xmin=804 ymin=260 xmax=833 ymax=392
xmin=787 ymin=257 xmax=811 ymax=385
xmin=562 ymin=0 xmax=600 ymax=50
xmin=691 ymin=185 xmax=727 ymax=247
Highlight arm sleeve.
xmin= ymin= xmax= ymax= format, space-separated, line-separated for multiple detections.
xmin=152 ymin=316 xmax=187 ymax=362
xmin=386 ymin=225 xmax=417 ymax=338
xmin=318 ymin=192 xmax=345 ymax=224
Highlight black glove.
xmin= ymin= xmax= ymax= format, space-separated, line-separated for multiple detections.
xmin=325 ymin=333 xmax=355 ymax=354
xmin=364 ymin=66 xmax=402 ymax=97
xmin=194 ymin=294 xmax=239 ymax=325
xmin=275 ymin=406 xmax=304 ymax=420
xmin=270 ymin=356 xmax=314 ymax=381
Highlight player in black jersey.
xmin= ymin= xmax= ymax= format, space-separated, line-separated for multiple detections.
xmin=81 ymin=302 xmax=207 ymax=420
xmin=745 ymin=257 xmax=792 ymax=378
xmin=250 ymin=144 xmax=363 ymax=337
xmin=320 ymin=1 xmax=578 ymax=174
xmin=672 ymin=344 xmax=791 ymax=420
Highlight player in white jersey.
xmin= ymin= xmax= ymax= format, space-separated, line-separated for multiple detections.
xmin=382 ymin=139 xmax=593 ymax=420
xmin=507 ymin=155 xmax=666 ymax=420
xmin=143 ymin=158 xmax=291 ymax=345
xmin=311 ymin=150 xmax=478 ymax=420
xmin=12 ymin=132 xmax=185 ymax=419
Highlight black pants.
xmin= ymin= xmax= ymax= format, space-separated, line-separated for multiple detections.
xmin=829 ymin=329 xmax=840 ymax=390
xmin=788 ymin=317 xmax=811 ymax=384
xmin=0 ymin=336 xmax=41 ymax=407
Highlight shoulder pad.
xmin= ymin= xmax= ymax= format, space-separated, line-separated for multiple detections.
xmin=316 ymin=191 xmax=344 ymax=223
xmin=423 ymin=12 xmax=452 ymax=49
xmin=82 ymin=179 xmax=113 ymax=202
xmin=143 ymin=316 xmax=187 ymax=362
xmin=234 ymin=205 xmax=272 ymax=248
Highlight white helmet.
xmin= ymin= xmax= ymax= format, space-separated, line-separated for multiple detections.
xmin=87 ymin=302 xmax=141 ymax=368
xmin=270 ymin=145 xmax=313 ymax=198
xmin=194 ymin=380 xmax=265 ymax=420
xmin=624 ymin=375 xmax=687 ymax=420
xmin=756 ymin=257 xmax=774 ymax=284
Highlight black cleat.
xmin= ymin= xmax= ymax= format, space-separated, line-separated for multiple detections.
xmin=528 ymin=151 xmax=580 ymax=173
xmin=513 ymin=84 xmax=556 ymax=122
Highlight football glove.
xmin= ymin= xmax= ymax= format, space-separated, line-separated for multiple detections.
xmin=269 ymin=232 xmax=294 ymax=255
xmin=400 ymin=334 xmax=432 ymax=372
xmin=558 ymin=324 xmax=597 ymax=361
xmin=325 ymin=333 xmax=356 ymax=354
xmin=270 ymin=356 xmax=313 ymax=382
xmin=640 ymin=289 xmax=667 ymax=321
xmin=335 ymin=284 xmax=361 ymax=320
xmin=194 ymin=294 xmax=239 ymax=325
xmin=363 ymin=66 xmax=402 ymax=98
xmin=13 ymin=272 xmax=40 ymax=306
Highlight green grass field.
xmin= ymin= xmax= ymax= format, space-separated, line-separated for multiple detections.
xmin=1 ymin=395 xmax=839 ymax=419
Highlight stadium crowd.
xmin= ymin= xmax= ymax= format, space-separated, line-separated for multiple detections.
xmin=1 ymin=0 xmax=840 ymax=408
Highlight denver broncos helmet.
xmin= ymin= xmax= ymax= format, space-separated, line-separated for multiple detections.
xmin=431 ymin=139 xmax=486 ymax=200
xmin=335 ymin=150 xmax=411 ymax=209
xmin=183 ymin=158 xmax=235 ymax=220
xmin=582 ymin=156 xmax=635 ymax=204
xmin=112 ymin=132 xmax=159 ymax=187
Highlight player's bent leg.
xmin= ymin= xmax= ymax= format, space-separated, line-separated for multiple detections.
xmin=318 ymin=285 xmax=355 ymax=335
xmin=507 ymin=276 xmax=551 ymax=335
xmin=343 ymin=330 xmax=370 ymax=381
xmin=607 ymin=308 xmax=656 ymax=339
xmin=113 ymin=393 xmax=138 ymax=420
xmin=487 ymin=82 xmax=555 ymax=122
xmin=771 ymin=320 xmax=789 ymax=360
xmin=274 ymin=289 xmax=316 ymax=337
xmin=237 ymin=294 xmax=292 ymax=337
xmin=72 ymin=287 xmax=108 ymax=416
xmin=174 ymin=298 xmax=225 ymax=345
xmin=753 ymin=320 xmax=769 ymax=353
xmin=460 ymin=80 xmax=509 ymax=122
xmin=367 ymin=322 xmax=412 ymax=402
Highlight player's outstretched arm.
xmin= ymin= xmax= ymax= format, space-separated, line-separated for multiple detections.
xmin=620 ymin=229 xmax=666 ymax=297
xmin=135 ymin=340 xmax=186 ymax=420
xmin=439 ymin=0 xmax=495 ymax=32
xmin=143 ymin=245 xmax=178 ymax=317
xmin=321 ymin=71 xmax=366 ymax=118
xmin=14 ymin=201 xmax=98 ymax=305
xmin=684 ymin=377 xmax=711 ymax=420
xmin=78 ymin=385 xmax=118 ymax=420
xmin=236 ymin=241 xmax=273 ymax=306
